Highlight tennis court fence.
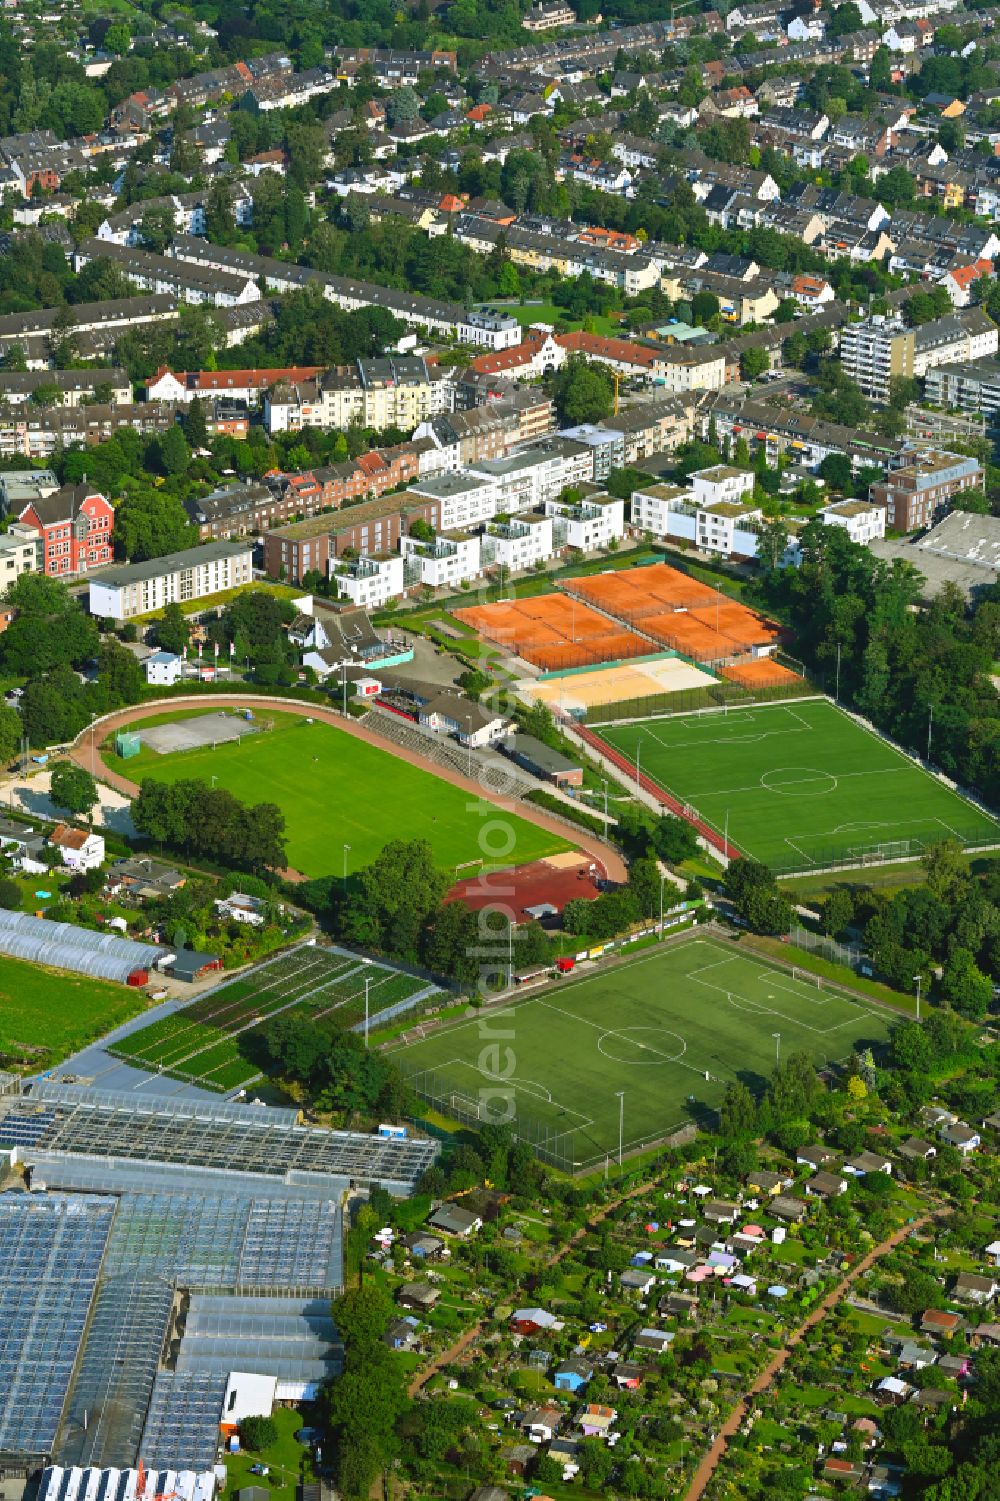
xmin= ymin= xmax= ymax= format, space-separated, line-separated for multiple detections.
xmin=583 ymin=675 xmax=815 ymax=726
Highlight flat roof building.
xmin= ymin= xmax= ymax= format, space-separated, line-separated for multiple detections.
xmin=88 ymin=541 xmax=253 ymax=619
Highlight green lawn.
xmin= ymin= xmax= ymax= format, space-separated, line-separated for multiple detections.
xmin=0 ymin=953 xmax=148 ymax=1072
xmin=479 ymin=302 xmax=624 ymax=337
xmin=132 ymin=580 xmax=301 ymax=621
xmin=390 ymin=934 xmax=896 ymax=1170
xmin=107 ymin=710 xmax=568 ymax=877
xmin=223 ymin=1406 xmax=314 ymax=1501
xmin=595 ymin=700 xmax=999 ymax=874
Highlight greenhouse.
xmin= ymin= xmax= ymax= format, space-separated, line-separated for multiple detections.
xmin=141 ymin=1372 xmax=229 ymax=1472
xmin=0 ymin=909 xmax=164 ymax=984
xmin=2 ymin=1079 xmax=439 ymax=1194
xmin=0 ymin=1193 xmax=116 ymax=1456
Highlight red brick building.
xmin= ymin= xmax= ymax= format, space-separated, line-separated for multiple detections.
xmin=19 ymin=483 xmax=114 ymax=576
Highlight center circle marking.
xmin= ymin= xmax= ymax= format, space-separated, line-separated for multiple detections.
xmin=761 ymin=767 xmax=837 ymax=796
xmin=597 ymin=1026 xmax=687 ymax=1065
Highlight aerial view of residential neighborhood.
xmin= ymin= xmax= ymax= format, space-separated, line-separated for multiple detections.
xmin=3 ymin=0 xmax=1000 ymax=1495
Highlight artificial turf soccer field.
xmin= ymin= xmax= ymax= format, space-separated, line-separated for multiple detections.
xmin=595 ymin=699 xmax=999 ymax=873
xmin=391 ymin=935 xmax=896 ymax=1168
xmin=111 ymin=711 xmax=568 ymax=878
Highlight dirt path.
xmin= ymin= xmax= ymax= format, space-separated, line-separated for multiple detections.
xmin=682 ymin=1213 xmax=936 ymax=1501
xmin=69 ymin=696 xmax=627 ymax=882
xmin=408 ymin=1319 xmax=483 ymax=1398
xmin=546 ymin=1170 xmax=675 ymax=1267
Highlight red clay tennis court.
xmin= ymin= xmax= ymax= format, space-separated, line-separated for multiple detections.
xmin=566 ymin=563 xmax=719 ymax=620
xmin=446 ymin=852 xmax=604 ymax=918
xmin=721 ymin=658 xmax=804 ymax=689
xmin=642 ymin=611 xmax=733 ymax=662
xmin=689 ymin=600 xmax=781 ymax=653
xmin=455 ymin=564 xmax=783 ymax=671
xmin=455 ymin=595 xmax=648 ymax=669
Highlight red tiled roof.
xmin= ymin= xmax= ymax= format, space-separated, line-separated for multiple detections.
xmin=469 ymin=336 xmax=547 ymax=374
xmin=51 ymin=824 xmax=90 ymax=850
xmin=948 ymin=259 xmax=992 ymax=289
xmin=357 ymin=451 xmax=388 ymax=475
xmin=556 ymin=330 xmax=660 ymax=368
xmin=923 ymin=1309 xmax=961 ymax=1329
xmin=153 ymin=367 xmax=323 ymax=392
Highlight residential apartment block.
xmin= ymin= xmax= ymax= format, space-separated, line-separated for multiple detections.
xmin=925 ymin=359 xmax=1000 ymax=425
xmin=913 ymin=307 xmax=999 ymax=378
xmin=870 ymin=448 xmax=983 ymax=532
xmin=334 ymin=553 xmax=406 ymax=609
xmin=88 ymin=541 xmax=254 ymax=619
xmin=264 ymin=358 xmax=452 ymax=434
xmin=839 ymin=315 xmax=915 ymax=402
xmin=0 ymin=521 xmax=42 ymax=584
xmin=818 ymin=499 xmax=887 ymax=545
xmin=401 ymin=531 xmax=483 ymax=589
xmin=544 ymin=493 xmax=626 ymax=550
xmin=631 ymin=467 xmax=772 ymax=561
xmin=481 ymin=511 xmax=555 ymax=572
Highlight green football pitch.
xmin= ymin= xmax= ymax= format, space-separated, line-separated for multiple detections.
xmin=112 ymin=711 xmax=568 ymax=878
xmin=595 ymin=699 xmax=999 ymax=873
xmin=391 ymin=935 xmax=897 ymax=1169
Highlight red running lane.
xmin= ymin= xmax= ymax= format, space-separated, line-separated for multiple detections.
xmin=577 ymin=724 xmax=741 ymax=861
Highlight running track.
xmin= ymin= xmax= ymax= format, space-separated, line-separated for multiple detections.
xmin=68 ymin=696 xmax=627 ymax=882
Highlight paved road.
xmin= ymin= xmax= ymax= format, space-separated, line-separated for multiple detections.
xmin=682 ymin=1213 xmax=936 ymax=1501
xmin=69 ymin=696 xmax=627 ymax=882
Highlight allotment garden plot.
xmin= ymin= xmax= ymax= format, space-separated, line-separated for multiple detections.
xmin=595 ymin=699 xmax=999 ymax=874
xmin=393 ymin=934 xmax=895 ymax=1170
xmin=110 ymin=946 xmax=438 ymax=1093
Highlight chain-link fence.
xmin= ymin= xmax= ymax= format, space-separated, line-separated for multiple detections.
xmin=585 ymin=676 xmax=815 ymax=726
xmin=790 ymin=923 xmax=868 ymax=972
xmin=399 ymin=1061 xmax=698 ymax=1175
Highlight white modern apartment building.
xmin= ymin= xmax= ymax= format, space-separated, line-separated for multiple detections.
xmin=333 ymin=552 xmax=406 ymax=608
xmin=401 ymin=530 xmax=483 ymax=588
xmin=690 ymin=465 xmax=755 ymax=507
xmin=470 ymin=440 xmax=593 ymax=511
xmin=696 ymin=498 xmax=765 ymax=557
xmin=88 ymin=541 xmax=254 ymax=620
xmin=544 ymin=493 xmax=626 ymax=550
xmin=481 ymin=512 xmax=554 ymax=571
xmin=630 ymin=483 xmax=691 ymax=537
xmin=819 ymin=499 xmax=886 ymax=544
xmin=631 ymin=481 xmax=765 ymax=560
xmin=456 ymin=307 xmax=522 ymax=350
xmin=406 ymin=471 xmax=501 ymax=531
